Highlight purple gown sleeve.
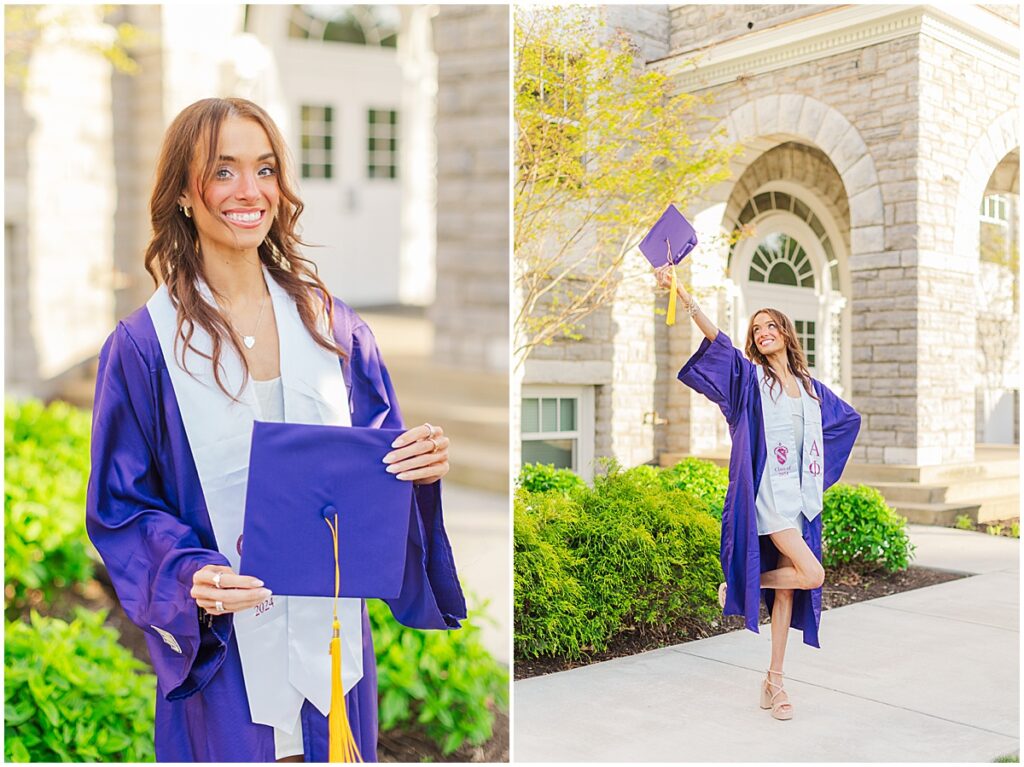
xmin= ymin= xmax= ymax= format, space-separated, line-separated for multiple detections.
xmin=348 ymin=320 xmax=467 ymax=631
xmin=814 ymin=380 xmax=862 ymax=491
xmin=677 ymin=331 xmax=756 ymax=424
xmin=86 ymin=323 xmax=232 ymax=700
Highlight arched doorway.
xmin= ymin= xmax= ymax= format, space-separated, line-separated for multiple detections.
xmin=728 ymin=185 xmax=848 ymax=394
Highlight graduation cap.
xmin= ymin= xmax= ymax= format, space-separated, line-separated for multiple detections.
xmin=638 ymin=204 xmax=698 ymax=325
xmin=240 ymin=420 xmax=413 ymax=763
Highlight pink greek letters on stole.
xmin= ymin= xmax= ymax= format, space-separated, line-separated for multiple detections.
xmin=808 ymin=438 xmax=822 ymax=477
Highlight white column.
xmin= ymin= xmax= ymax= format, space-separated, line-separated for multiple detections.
xmin=396 ymin=5 xmax=437 ymax=306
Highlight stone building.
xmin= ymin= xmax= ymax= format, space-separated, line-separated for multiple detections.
xmin=520 ymin=4 xmax=1019 ymax=522
xmin=5 ymin=3 xmax=508 ymax=399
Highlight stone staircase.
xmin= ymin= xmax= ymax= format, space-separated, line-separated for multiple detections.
xmin=660 ymin=444 xmax=1020 ymax=526
xmin=840 ymin=445 xmax=1020 ymax=525
xmin=348 ymin=310 xmax=509 ymax=494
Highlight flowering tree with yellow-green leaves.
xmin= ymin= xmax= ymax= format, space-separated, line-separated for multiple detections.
xmin=513 ymin=6 xmax=737 ymax=369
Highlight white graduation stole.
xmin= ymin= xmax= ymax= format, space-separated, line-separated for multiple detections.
xmin=756 ymin=365 xmax=824 ymax=522
xmin=147 ymin=268 xmax=362 ymax=733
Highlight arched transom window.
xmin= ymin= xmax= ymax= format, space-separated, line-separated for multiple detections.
xmin=748 ymin=232 xmax=815 ymax=288
xmin=733 ymin=189 xmax=839 ymax=289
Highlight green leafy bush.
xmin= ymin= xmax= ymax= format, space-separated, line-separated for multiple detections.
xmin=4 ymin=608 xmax=156 ymax=762
xmin=518 ymin=462 xmax=586 ymax=494
xmin=659 ymin=457 xmax=729 ymax=520
xmin=370 ymin=599 xmax=509 ymax=756
xmin=821 ymin=483 xmax=914 ymax=572
xmin=515 ymin=464 xmax=721 ymax=659
xmin=5 ymin=399 xmax=96 ymax=619
xmin=514 ymin=487 xmax=589 ymax=658
xmin=954 ymin=514 xmax=974 ymax=530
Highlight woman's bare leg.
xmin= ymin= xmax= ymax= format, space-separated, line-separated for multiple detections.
xmin=768 ymin=553 xmax=795 ymax=714
xmin=760 ymin=528 xmax=824 ymax=591
xmin=276 ymin=756 xmax=303 ymax=763
xmin=760 ymin=528 xmax=823 ymax=715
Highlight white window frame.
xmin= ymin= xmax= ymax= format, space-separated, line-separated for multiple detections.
xmin=300 ymin=104 xmax=334 ymax=180
xmin=980 ymin=194 xmax=1009 ymax=226
xmin=367 ymin=108 xmax=398 ymax=180
xmin=521 ymin=385 xmax=595 ymax=482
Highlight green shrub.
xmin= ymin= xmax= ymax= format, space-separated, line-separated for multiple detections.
xmin=370 ymin=599 xmax=509 ymax=756
xmin=822 ymin=483 xmax=914 ymax=572
xmin=518 ymin=463 xmax=586 ymax=494
xmin=1011 ymin=521 xmax=1020 ymax=539
xmin=660 ymin=457 xmax=729 ymax=520
xmin=5 ymin=399 xmax=96 ymax=619
xmin=513 ymin=488 xmax=589 ymax=658
xmin=4 ymin=608 xmax=156 ymax=762
xmin=515 ymin=463 xmax=721 ymax=659
xmin=954 ymin=514 xmax=974 ymax=530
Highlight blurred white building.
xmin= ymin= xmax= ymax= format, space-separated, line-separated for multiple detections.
xmin=5 ymin=4 xmax=509 ymax=400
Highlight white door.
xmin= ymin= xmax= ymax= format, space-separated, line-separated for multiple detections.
xmin=733 ymin=217 xmax=824 ymax=376
xmin=275 ymin=42 xmax=403 ymax=306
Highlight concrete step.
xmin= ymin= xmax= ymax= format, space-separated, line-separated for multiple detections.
xmin=871 ymin=476 xmax=1022 ymax=505
xmin=891 ymin=501 xmax=983 ymax=526
xmin=659 ymin=451 xmax=729 ymax=468
xmin=437 ymin=437 xmax=508 ymax=494
xmin=384 ymin=358 xmax=507 ymax=409
xmin=382 ymin=356 xmax=508 ymax=493
xmin=841 ymin=457 xmax=1020 ymax=484
xmin=975 ymin=495 xmax=1023 ymax=524
xmin=398 ymin=395 xmax=508 ymax=445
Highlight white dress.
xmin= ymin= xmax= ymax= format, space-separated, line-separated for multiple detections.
xmin=754 ymin=393 xmax=806 ymax=536
xmin=252 ymin=376 xmax=304 ymax=760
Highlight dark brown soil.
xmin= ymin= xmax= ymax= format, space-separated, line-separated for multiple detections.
xmin=514 ymin=564 xmax=966 ymax=681
xmin=23 ymin=569 xmax=509 ymax=763
xmin=379 ymin=710 xmax=509 ymax=763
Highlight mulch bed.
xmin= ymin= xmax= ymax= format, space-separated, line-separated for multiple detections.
xmin=514 ymin=564 xmax=966 ymax=681
xmin=22 ymin=568 xmax=509 ymax=763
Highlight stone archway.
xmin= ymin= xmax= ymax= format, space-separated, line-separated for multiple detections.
xmin=674 ymin=95 xmax=881 ymax=455
xmin=702 ymin=95 xmax=884 ymax=258
xmin=954 ymin=108 xmax=1020 ymax=262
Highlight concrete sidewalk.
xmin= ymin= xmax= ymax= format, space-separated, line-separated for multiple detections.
xmin=514 ymin=525 xmax=1019 ymax=762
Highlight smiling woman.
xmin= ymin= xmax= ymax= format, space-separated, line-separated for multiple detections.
xmin=85 ymin=98 xmax=465 ymax=763
xmin=655 ymin=262 xmax=860 ymax=721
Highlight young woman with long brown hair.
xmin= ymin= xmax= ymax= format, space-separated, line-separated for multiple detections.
xmin=86 ymin=98 xmax=465 ymax=762
xmin=655 ymin=264 xmax=860 ymax=721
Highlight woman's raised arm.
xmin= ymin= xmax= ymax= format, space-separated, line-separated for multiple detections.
xmin=655 ymin=265 xmax=718 ymax=341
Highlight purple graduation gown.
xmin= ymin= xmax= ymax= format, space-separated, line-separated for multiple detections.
xmin=86 ymin=297 xmax=467 ymax=762
xmin=678 ymin=331 xmax=860 ymax=647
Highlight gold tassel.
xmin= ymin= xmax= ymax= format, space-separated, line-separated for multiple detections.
xmin=666 ymin=265 xmax=678 ymax=326
xmin=324 ymin=513 xmax=363 ymax=763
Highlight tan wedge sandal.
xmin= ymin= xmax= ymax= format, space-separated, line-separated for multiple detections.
xmin=718 ymin=582 xmax=727 ymax=608
xmin=759 ymin=669 xmax=793 ymax=720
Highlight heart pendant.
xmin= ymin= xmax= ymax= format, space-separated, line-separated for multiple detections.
xmin=243 ymin=336 xmax=256 ymax=349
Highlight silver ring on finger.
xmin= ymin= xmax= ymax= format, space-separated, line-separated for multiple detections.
xmin=215 ymin=600 xmax=224 ymax=612
xmin=428 ymin=437 xmax=440 ymax=453
xmin=212 ymin=572 xmax=222 ymax=589
xmin=423 ymin=422 xmax=436 ymax=438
